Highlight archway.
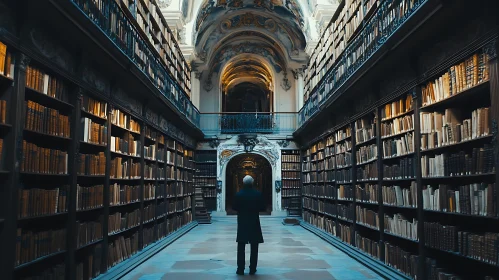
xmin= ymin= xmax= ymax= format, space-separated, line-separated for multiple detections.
xmin=224 ymin=82 xmax=271 ymax=112
xmin=225 ymin=153 xmax=272 ymax=215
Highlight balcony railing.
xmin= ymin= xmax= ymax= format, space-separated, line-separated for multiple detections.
xmin=201 ymin=113 xmax=297 ymax=135
xmin=298 ymin=0 xmax=428 ymax=128
xmin=70 ymin=0 xmax=200 ymax=127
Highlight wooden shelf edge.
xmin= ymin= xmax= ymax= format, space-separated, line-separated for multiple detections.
xmin=300 ymin=221 xmax=412 ymax=280
xmin=94 ymin=221 xmax=198 ymax=280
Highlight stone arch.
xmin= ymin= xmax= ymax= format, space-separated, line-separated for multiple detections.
xmin=218 ymin=150 xmax=279 ymax=214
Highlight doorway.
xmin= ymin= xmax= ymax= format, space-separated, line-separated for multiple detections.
xmin=225 ymin=153 xmax=272 ymax=215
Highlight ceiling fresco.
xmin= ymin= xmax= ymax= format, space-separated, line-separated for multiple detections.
xmin=195 ymin=0 xmax=305 ymax=32
xmin=196 ymin=12 xmax=305 ymax=59
xmin=210 ymin=41 xmax=286 ymax=74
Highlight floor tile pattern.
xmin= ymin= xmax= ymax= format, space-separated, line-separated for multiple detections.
xmin=121 ymin=217 xmax=384 ymax=280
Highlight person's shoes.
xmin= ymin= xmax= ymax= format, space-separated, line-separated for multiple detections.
xmin=236 ymin=269 xmax=244 ymax=275
xmin=249 ymin=269 xmax=257 ymax=275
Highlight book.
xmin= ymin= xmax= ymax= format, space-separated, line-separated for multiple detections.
xmin=21 ymin=141 xmax=68 ymax=174
xmin=109 ymin=184 xmax=140 ymax=206
xmin=16 ymin=228 xmax=66 ymax=266
xmin=0 ymin=41 xmax=6 ymax=75
xmin=76 ymin=184 xmax=104 ymax=211
xmin=81 ymin=117 xmax=107 ymax=145
xmin=25 ymin=100 xmax=71 ymax=137
xmin=108 ymin=209 xmax=141 ymax=234
xmin=76 ymin=218 xmax=103 ymax=248
xmin=77 ymin=152 xmax=106 ymax=176
xmin=18 ymin=186 xmax=68 ymax=218
xmin=0 ymin=100 xmax=7 ymax=123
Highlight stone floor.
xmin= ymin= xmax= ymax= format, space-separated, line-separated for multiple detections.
xmin=121 ymin=217 xmax=384 ymax=280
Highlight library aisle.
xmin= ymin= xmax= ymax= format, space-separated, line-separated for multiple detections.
xmin=121 ymin=217 xmax=383 ymax=280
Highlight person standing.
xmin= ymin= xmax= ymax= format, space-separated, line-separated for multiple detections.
xmin=232 ymin=175 xmax=265 ymax=275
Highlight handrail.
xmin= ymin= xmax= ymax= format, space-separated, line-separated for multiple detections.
xmin=70 ymin=0 xmax=200 ymax=128
xmin=298 ymin=0 xmax=428 ymax=129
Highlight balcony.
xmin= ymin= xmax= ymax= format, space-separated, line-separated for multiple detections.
xmin=201 ymin=113 xmax=297 ymax=136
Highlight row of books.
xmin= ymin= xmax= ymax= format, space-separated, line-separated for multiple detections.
xmin=338 ymin=184 xmax=354 ymax=201
xmin=421 ymin=145 xmax=495 ymax=177
xmin=82 ymin=96 xmax=107 ymax=119
xmin=15 ymin=228 xmax=66 ymax=266
xmin=282 ymin=179 xmax=300 ymax=188
xmin=303 ymin=184 xmax=336 ymax=199
xmin=422 ymin=183 xmax=497 ymax=217
xmin=144 ymin=183 xmax=156 ymax=201
xmin=108 ymin=209 xmax=141 ymax=234
xmin=77 ymin=152 xmax=106 ymax=176
xmin=282 ymin=162 xmax=300 ymax=170
xmin=425 ymin=221 xmax=499 ymax=266
xmin=110 ymin=135 xmax=141 ymax=157
xmin=384 ymin=214 xmax=418 ymax=240
xmin=338 ymin=204 xmax=355 ymax=221
xmin=144 ymin=164 xmax=164 ymax=180
xmin=282 ymin=171 xmax=300 ymax=179
xmin=303 ymin=211 xmax=336 ymax=236
xmin=356 ymin=233 xmax=381 ymax=259
xmin=77 ymin=184 xmax=104 ymax=211
xmin=18 ymin=187 xmax=68 ymax=218
xmin=76 ymin=244 xmax=102 ymax=280
xmin=354 ymin=119 xmax=376 ymax=143
xmin=110 ymin=108 xmax=141 ymax=133
xmin=282 ymin=154 xmax=300 ymax=162
xmin=356 ymin=162 xmax=378 ymax=181
xmin=0 ymin=100 xmax=6 ymax=124
xmin=356 ymin=206 xmax=379 ymax=229
xmin=382 ymin=133 xmax=414 ymax=158
xmin=143 ymin=204 xmax=155 ymax=222
xmin=281 ymin=188 xmax=301 ymax=197
xmin=383 ymin=183 xmax=417 ymax=208
xmin=336 ymin=169 xmax=353 ymax=183
xmin=335 ymin=140 xmax=352 ymax=154
xmin=107 ymin=234 xmax=139 ymax=269
xmin=81 ymin=117 xmax=107 ymax=145
xmin=356 ymin=144 xmax=377 ymax=164
xmin=381 ymin=115 xmax=414 ymax=138
xmin=21 ymin=141 xmax=68 ymax=174
xmin=0 ymin=41 xmax=15 ymax=78
xmin=76 ymin=219 xmax=103 ymax=248
xmin=110 ymin=158 xmax=140 ymax=179
xmin=356 ymin=184 xmax=378 ymax=204
xmin=25 ymin=100 xmax=70 ymax=138
xmin=420 ymin=108 xmax=490 ymax=150
xmin=110 ymin=184 xmax=140 ymax=206
xmin=335 ymin=152 xmax=352 ymax=168
xmin=421 ymin=52 xmax=489 ymax=107
xmin=25 ymin=65 xmax=69 ymax=102
xmin=384 ymin=243 xmax=418 ymax=278
xmin=383 ymin=157 xmax=416 ymax=180
xmin=381 ymin=94 xmax=413 ymax=121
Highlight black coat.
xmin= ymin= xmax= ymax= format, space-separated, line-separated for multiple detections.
xmin=232 ymin=187 xmax=265 ymax=244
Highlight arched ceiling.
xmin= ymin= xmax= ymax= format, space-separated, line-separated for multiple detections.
xmin=221 ymin=57 xmax=273 ymax=93
xmin=191 ymin=0 xmax=309 ymax=76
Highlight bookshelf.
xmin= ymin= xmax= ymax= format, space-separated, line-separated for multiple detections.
xmin=194 ymin=151 xmax=217 ymax=212
xmin=114 ymin=0 xmax=191 ymax=96
xmin=0 ymin=39 xmax=197 ymax=280
xmin=301 ymin=46 xmax=499 ymax=280
xmin=281 ymin=150 xmax=301 ymax=215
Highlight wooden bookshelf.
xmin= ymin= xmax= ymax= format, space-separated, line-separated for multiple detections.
xmin=194 ymin=151 xmax=217 ymax=212
xmin=116 ymin=0 xmax=191 ymax=96
xmin=301 ymin=45 xmax=499 ymax=279
xmin=0 ymin=38 xmax=197 ymax=280
xmin=281 ymin=150 xmax=301 ymax=215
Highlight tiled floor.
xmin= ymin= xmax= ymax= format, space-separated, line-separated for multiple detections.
xmin=121 ymin=217 xmax=384 ymax=280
